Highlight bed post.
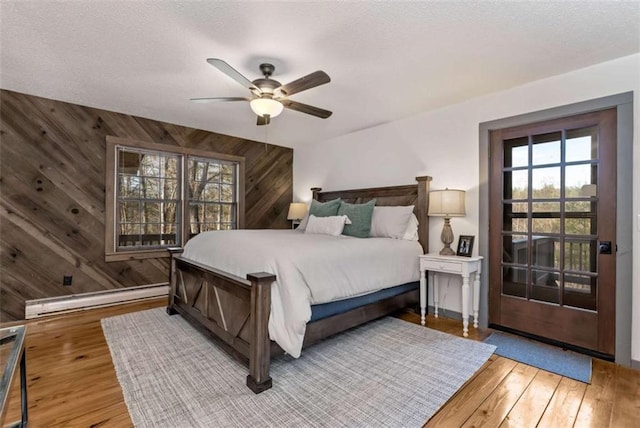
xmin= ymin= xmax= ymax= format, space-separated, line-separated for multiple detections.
xmin=246 ymin=272 xmax=276 ymax=393
xmin=311 ymin=187 xmax=322 ymax=201
xmin=166 ymin=247 xmax=184 ymax=315
xmin=415 ymin=176 xmax=432 ymax=254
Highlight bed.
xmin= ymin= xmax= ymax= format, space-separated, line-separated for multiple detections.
xmin=167 ymin=176 xmax=432 ymax=393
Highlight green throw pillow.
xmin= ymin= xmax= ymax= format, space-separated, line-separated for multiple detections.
xmin=338 ymin=199 xmax=376 ymax=238
xmin=309 ymin=198 xmax=342 ymax=217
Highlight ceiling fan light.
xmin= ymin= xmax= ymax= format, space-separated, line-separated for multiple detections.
xmin=250 ymin=98 xmax=284 ymax=118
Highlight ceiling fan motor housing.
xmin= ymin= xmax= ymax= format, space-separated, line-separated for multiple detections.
xmin=252 ymin=78 xmax=281 ymax=95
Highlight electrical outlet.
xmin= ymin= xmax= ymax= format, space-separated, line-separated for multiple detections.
xmin=63 ymin=275 xmax=73 ymax=286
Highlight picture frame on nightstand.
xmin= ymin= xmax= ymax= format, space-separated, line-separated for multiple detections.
xmin=456 ymin=235 xmax=474 ymax=257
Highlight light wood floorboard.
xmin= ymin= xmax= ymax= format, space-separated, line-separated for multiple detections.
xmin=2 ymin=300 xmax=639 ymax=427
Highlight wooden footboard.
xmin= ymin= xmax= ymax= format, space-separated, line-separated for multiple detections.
xmin=167 ymin=247 xmax=275 ymax=393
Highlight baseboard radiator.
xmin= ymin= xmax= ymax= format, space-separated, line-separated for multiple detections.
xmin=25 ymin=283 xmax=169 ymax=319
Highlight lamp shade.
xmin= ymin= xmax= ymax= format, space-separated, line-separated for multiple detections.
xmin=250 ymin=98 xmax=284 ymax=118
xmin=428 ymin=189 xmax=466 ymax=217
xmin=287 ymin=202 xmax=307 ymax=221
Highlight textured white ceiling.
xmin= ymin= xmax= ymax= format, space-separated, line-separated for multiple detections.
xmin=1 ymin=1 xmax=639 ymax=148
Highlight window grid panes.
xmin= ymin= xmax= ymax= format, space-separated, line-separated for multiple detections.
xmin=115 ymin=146 xmax=239 ymax=251
xmin=188 ymin=157 xmax=237 ymax=236
xmin=501 ymin=126 xmax=599 ymax=310
xmin=117 ymin=148 xmax=180 ymax=249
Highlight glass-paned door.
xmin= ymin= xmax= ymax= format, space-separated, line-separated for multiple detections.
xmin=489 ymin=109 xmax=616 ymax=357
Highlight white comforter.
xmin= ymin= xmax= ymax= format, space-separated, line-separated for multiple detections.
xmin=182 ymin=229 xmax=422 ymax=357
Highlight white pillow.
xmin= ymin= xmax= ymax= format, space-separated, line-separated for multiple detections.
xmin=370 ymin=205 xmax=415 ymax=239
xmin=304 ymin=215 xmax=351 ymax=237
xmin=402 ymin=214 xmax=419 ymax=241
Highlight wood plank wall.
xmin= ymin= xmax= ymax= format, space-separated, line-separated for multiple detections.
xmin=0 ymin=89 xmax=293 ymax=322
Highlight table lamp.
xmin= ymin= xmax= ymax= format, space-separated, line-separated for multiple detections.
xmin=428 ymin=189 xmax=466 ymax=255
xmin=287 ymin=202 xmax=307 ymax=229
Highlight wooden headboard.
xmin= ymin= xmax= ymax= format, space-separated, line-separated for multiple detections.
xmin=311 ymin=176 xmax=432 ymax=253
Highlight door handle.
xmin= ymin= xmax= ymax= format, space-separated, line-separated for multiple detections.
xmin=599 ymin=241 xmax=612 ymax=254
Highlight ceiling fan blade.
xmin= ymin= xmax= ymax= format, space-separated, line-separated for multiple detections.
xmin=256 ymin=115 xmax=271 ymax=126
xmin=276 ymin=71 xmax=330 ymax=97
xmin=281 ymin=99 xmax=332 ymax=119
xmin=190 ymin=97 xmax=252 ymax=103
xmin=206 ymin=58 xmax=260 ymax=94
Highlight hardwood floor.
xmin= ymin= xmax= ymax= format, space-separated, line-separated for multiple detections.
xmin=2 ymin=301 xmax=638 ymax=427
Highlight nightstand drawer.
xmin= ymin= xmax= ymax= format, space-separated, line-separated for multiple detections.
xmin=421 ymin=259 xmax=462 ymax=273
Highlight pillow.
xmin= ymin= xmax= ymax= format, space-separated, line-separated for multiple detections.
xmin=402 ymin=213 xmax=419 ymax=241
xmin=298 ymin=198 xmax=342 ymax=231
xmin=304 ymin=215 xmax=351 ymax=236
xmin=370 ymin=205 xmax=415 ymax=239
xmin=337 ymin=199 xmax=376 ymax=238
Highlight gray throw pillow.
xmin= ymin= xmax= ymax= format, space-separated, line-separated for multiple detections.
xmin=337 ymin=199 xmax=376 ymax=238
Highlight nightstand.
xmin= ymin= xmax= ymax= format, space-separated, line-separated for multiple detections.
xmin=419 ymin=253 xmax=483 ymax=337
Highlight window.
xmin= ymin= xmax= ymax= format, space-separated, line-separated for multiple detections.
xmin=105 ymin=137 xmax=245 ymax=261
xmin=188 ymin=157 xmax=237 ymax=235
xmin=117 ymin=148 xmax=180 ymax=249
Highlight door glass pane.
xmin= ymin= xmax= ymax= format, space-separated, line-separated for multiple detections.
xmin=503 ymin=234 xmax=528 ymax=265
xmin=504 ymin=137 xmax=528 ymax=168
xmin=531 ymin=269 xmax=560 ymax=304
xmin=532 ymin=237 xmax=560 ymax=269
xmin=532 ymin=202 xmax=560 ymax=212
xmin=566 ymin=126 xmax=597 ymax=162
xmin=564 ymin=240 xmax=597 ymax=273
xmin=532 ymin=132 xmax=561 ymax=165
xmin=503 ymin=203 xmax=527 ymax=232
xmin=505 ymin=170 xmax=528 ymax=200
xmin=510 ymin=202 xmax=528 ymax=213
xmin=565 ymin=217 xmax=594 ymax=235
xmin=563 ymin=274 xmax=596 ymax=310
xmin=502 ymin=266 xmax=527 ymax=298
xmin=566 ymin=164 xmax=595 ymax=198
xmin=532 ymin=218 xmax=561 ymax=234
xmin=532 ymin=167 xmax=560 ymax=198
xmin=566 ymin=201 xmax=594 ymax=212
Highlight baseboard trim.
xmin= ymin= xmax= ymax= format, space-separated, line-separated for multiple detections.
xmin=25 ymin=283 xmax=168 ymax=319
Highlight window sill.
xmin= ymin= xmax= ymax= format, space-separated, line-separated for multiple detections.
xmin=105 ymin=249 xmax=173 ymax=262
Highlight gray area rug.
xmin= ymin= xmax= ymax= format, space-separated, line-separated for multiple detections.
xmin=102 ymin=308 xmax=495 ymax=427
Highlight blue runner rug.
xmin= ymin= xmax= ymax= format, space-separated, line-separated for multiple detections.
xmin=484 ymin=332 xmax=592 ymax=383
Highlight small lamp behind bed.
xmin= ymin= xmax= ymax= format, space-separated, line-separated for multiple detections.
xmin=287 ymin=203 xmax=307 ymax=229
xmin=428 ymin=189 xmax=466 ymax=256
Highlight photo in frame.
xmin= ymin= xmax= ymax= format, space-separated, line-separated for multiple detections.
xmin=456 ymin=235 xmax=475 ymax=257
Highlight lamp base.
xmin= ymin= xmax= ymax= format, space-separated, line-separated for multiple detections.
xmin=439 ymin=217 xmax=456 ymax=256
xmin=439 ymin=246 xmax=456 ymax=256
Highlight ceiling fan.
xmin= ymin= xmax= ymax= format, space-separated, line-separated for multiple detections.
xmin=192 ymin=58 xmax=332 ymax=126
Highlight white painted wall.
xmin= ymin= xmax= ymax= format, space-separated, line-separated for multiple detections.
xmin=293 ymin=54 xmax=639 ymax=361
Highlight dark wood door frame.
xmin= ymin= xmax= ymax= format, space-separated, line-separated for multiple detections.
xmin=478 ymin=92 xmax=634 ymax=366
